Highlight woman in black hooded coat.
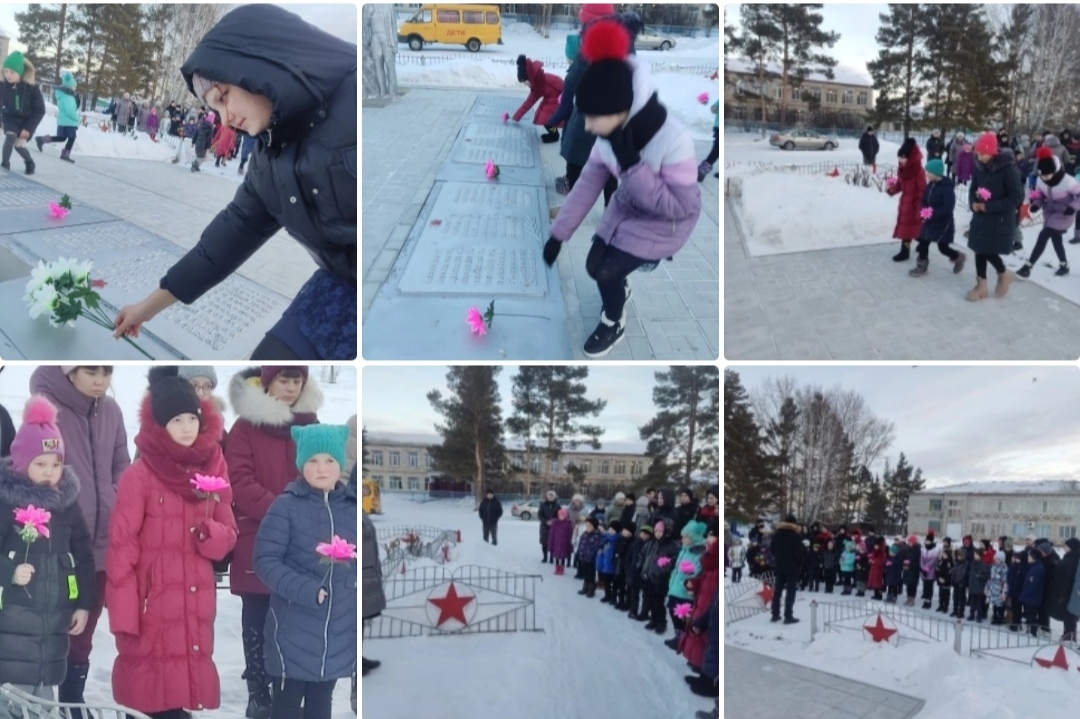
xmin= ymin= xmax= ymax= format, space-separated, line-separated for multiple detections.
xmin=1047 ymin=537 xmax=1080 ymax=638
xmin=114 ymin=4 xmax=357 ymax=361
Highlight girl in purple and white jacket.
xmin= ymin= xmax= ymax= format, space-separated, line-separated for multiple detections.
xmin=1020 ymin=147 xmax=1080 ymax=279
xmin=919 ymin=531 xmax=940 ymax=609
xmin=542 ymin=19 xmax=701 ymax=358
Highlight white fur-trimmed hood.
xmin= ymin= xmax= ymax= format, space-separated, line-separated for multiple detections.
xmin=229 ymin=367 xmax=324 ymax=427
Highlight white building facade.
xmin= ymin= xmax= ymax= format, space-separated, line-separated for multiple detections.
xmin=907 ymin=481 xmax=1080 ymax=543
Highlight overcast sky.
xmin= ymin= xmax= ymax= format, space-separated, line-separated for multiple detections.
xmin=0 ymin=3 xmax=357 ymax=50
xmin=726 ymin=3 xmax=889 ymax=82
xmin=732 ymin=366 xmax=1080 ymax=489
xmin=362 ymin=366 xmax=675 ymax=454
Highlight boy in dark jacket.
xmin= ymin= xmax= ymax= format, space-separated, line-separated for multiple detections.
xmin=884 ymin=544 xmax=903 ymax=603
xmin=935 ymin=540 xmax=954 ymax=613
xmin=807 ymin=541 xmax=823 ymax=593
xmin=1007 ymin=549 xmax=1029 ymax=631
xmin=626 ymin=525 xmax=650 ymax=619
xmin=253 ymin=424 xmax=356 ymax=719
xmin=911 ymin=158 xmax=965 ymax=277
xmin=610 ymin=520 xmax=634 ymax=608
xmin=576 ymin=517 xmax=605 ymax=598
xmin=477 ymin=490 xmax=503 ymax=545
xmin=1020 ymin=546 xmax=1047 ymax=636
xmin=950 ymin=548 xmax=970 ymax=618
xmin=0 ymin=52 xmax=45 ymax=175
xmin=639 ymin=520 xmax=679 ymax=634
xmin=0 ymin=396 xmax=96 ymax=706
xmin=967 ymin=548 xmax=991 ymax=622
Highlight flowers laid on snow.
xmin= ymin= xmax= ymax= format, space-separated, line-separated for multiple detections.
xmin=466 ymin=301 xmax=495 ymax=337
xmin=23 ymin=257 xmax=156 ymax=359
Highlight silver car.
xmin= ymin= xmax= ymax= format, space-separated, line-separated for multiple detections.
xmin=769 ymin=129 xmax=840 ymax=151
xmin=512 ymin=500 xmax=541 ymax=520
xmin=637 ymin=27 xmax=676 ymax=51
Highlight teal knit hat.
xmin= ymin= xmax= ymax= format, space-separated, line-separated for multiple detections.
xmin=291 ymin=424 xmax=349 ymax=471
xmin=2 ymin=52 xmax=25 ymax=77
xmin=565 ymin=33 xmax=580 ymax=61
xmin=925 ymin=158 xmax=945 ymax=178
xmin=61 ymin=71 xmax=76 ymax=90
xmin=681 ymin=520 xmax=707 ymax=544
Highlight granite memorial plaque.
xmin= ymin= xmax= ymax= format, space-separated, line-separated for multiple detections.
xmin=469 ymin=94 xmax=523 ymax=118
xmin=437 ymin=121 xmax=544 ymax=186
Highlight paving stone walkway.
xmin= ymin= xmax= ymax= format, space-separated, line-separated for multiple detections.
xmin=725 ymin=645 xmax=925 ymax=719
xmin=725 ymin=198 xmax=1080 ymax=360
xmin=362 ymin=86 xmax=719 ymax=360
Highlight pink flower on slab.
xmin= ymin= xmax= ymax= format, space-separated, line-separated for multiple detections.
xmin=501 ymin=112 xmax=509 ymax=124
xmin=679 ymin=560 xmax=697 ymax=574
xmin=48 ymin=202 xmax=69 ymax=219
xmin=976 ymin=187 xmax=992 ymax=201
xmin=919 ymin=207 xmax=933 ymax=220
xmin=657 ymin=556 xmax=671 ymax=567
xmin=191 ymin=474 xmax=229 ymax=493
xmin=14 ymin=505 xmax=51 ymax=540
xmin=696 ymin=92 xmax=709 ymax=105
xmin=484 ymin=159 xmax=500 ymax=180
xmin=466 ymin=306 xmax=488 ymax=337
xmin=884 ymin=177 xmax=896 ymax=188
xmin=316 ymin=535 xmax=358 ymax=563
xmin=673 ymin=602 xmax=693 ymax=619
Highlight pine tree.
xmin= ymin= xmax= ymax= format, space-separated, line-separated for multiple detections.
xmin=724 ymin=369 xmax=768 ymax=524
xmin=883 ymin=453 xmax=925 ymax=533
xmin=762 ymin=395 xmax=798 ymax=515
xmin=730 ymin=4 xmax=784 ymax=135
xmin=764 ymin=4 xmax=839 ymax=127
xmin=427 ymin=367 xmax=507 ymax=503
xmin=867 ymin=4 xmax=929 ymax=136
xmin=13 ymin=3 xmax=77 ymax=83
xmin=864 ymin=471 xmax=890 ymax=532
xmin=995 ymin=4 xmax=1035 ymax=130
xmin=640 ymin=366 xmax=720 ymax=486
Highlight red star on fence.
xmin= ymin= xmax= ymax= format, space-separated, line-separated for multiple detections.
xmin=863 ymin=615 xmax=898 ymax=643
xmin=428 ymin=581 xmax=475 ymax=627
xmin=1034 ymin=645 xmax=1071 ymax=671
xmin=756 ymin=583 xmax=774 ymax=606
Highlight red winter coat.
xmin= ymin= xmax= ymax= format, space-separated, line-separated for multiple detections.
xmin=679 ymin=540 xmax=718 ymax=671
xmin=107 ymin=395 xmax=237 ymax=714
xmin=224 ymin=368 xmax=322 ymax=595
xmin=513 ymin=58 xmax=564 ymax=128
xmin=888 ymin=144 xmax=926 ymax=240
xmin=868 ymin=543 xmax=886 ymax=590
xmin=211 ymin=124 xmax=236 ymax=159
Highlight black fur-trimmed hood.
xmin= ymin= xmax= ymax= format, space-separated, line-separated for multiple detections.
xmin=0 ymin=457 xmax=80 ymax=511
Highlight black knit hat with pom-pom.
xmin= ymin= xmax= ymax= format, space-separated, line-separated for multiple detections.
xmin=516 ymin=54 xmax=528 ymax=83
xmin=575 ymin=19 xmax=634 ymax=115
xmin=147 ymin=366 xmax=202 ymax=428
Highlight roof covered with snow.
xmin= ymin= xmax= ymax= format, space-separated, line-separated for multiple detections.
xmin=918 ymin=481 xmax=1080 ymax=495
xmin=724 ymin=56 xmax=872 ymax=87
xmin=366 ymin=432 xmax=647 ymax=455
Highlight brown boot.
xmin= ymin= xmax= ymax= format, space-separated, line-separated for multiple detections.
xmin=966 ymin=277 xmax=989 ymax=301
xmin=995 ymin=269 xmax=1014 ymax=297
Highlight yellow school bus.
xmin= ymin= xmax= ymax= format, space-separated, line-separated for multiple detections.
xmin=398 ymin=5 xmax=502 ymax=53
xmin=362 ymin=478 xmax=382 ymax=515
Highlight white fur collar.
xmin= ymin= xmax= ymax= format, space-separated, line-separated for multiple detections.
xmin=229 ymin=368 xmax=324 ymax=427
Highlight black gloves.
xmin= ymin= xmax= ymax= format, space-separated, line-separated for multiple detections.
xmin=1066 ymin=207 xmax=1077 ymax=216
xmin=607 ymin=125 xmax=640 ymax=170
xmin=543 ymin=237 xmax=562 ymax=266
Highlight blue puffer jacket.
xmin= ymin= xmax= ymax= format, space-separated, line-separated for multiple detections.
xmin=595 ymin=532 xmax=618 ymax=575
xmin=254 ymin=478 xmax=357 ymax=682
xmin=919 ymin=176 xmax=956 ymax=244
xmin=576 ymin=530 xmax=604 ymax=563
xmin=1020 ymin=559 xmax=1045 ymax=608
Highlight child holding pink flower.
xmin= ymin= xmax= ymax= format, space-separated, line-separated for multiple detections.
xmin=253 ymin=423 xmax=356 ymax=719
xmin=910 ymin=158 xmax=965 ymax=277
xmin=0 ymin=395 xmax=94 ymax=711
xmin=665 ymin=520 xmax=707 ymax=651
xmin=639 ymin=519 xmax=679 ymax=635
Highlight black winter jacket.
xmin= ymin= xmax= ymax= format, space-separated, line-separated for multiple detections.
xmin=0 ymin=460 xmax=96 ymax=686
xmin=902 ymin=543 xmax=921 ymax=586
xmin=936 ymin=551 xmax=954 ymax=587
xmin=538 ymin=499 xmax=560 ymax=546
xmin=647 ymin=488 xmax=678 ymax=532
xmin=0 ymin=79 xmax=46 ymax=137
xmin=770 ymin=522 xmax=805 ymax=575
xmin=0 ymin=403 xmax=13 ymax=457
xmin=968 ymin=149 xmax=1024 ymax=255
xmin=920 ymin=177 xmax=956 ymax=244
xmin=478 ymin=496 xmax=503 ymax=526
xmin=640 ymin=535 xmax=679 ymax=587
xmin=193 ymin=118 xmax=214 ymax=156
xmin=858 ymin=131 xmax=879 ymax=163
xmin=926 ymin=134 xmax=945 ymax=160
xmin=968 ymin=561 xmax=991 ymax=595
xmin=1046 ymin=540 xmax=1080 ymax=622
xmin=169 ymin=4 xmax=357 ymax=305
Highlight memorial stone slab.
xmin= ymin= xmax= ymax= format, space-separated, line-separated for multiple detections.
xmin=436 ymin=121 xmax=545 ymax=186
xmin=0 ymin=205 xmax=117 ymax=235
xmin=469 ymin=94 xmax=523 ymax=119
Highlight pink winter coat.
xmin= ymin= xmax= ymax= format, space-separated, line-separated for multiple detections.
xmin=224 ymin=368 xmax=322 ymax=595
xmin=107 ymin=395 xmax=237 ymax=714
xmin=547 ymin=514 xmax=574 ymax=560
xmin=512 ymin=58 xmax=564 ymax=127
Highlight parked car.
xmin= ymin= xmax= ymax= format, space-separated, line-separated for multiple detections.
xmin=769 ymin=129 xmax=840 ymax=151
xmin=512 ymin=500 xmax=541 ymax=520
xmin=636 ymin=26 xmax=676 ymax=51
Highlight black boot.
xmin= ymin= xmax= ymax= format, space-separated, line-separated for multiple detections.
xmin=685 ymin=674 xmax=716 ymax=698
xmin=653 ymin=621 xmax=668 ymax=635
xmin=58 ymin=662 xmax=90 ymax=719
xmin=36 ymin=135 xmax=48 ymax=152
xmin=578 ymin=582 xmax=590 ymax=596
xmin=892 ymin=241 xmax=911 ymax=262
xmin=245 ymin=676 xmax=272 ymax=719
xmin=586 ymin=582 xmax=596 ymax=598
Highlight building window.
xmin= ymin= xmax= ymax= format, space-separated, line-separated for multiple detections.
xmin=1013 ymin=523 xmax=1029 ymax=538
xmin=630 ymin=461 xmax=641 ymax=476
xmin=389 ymin=451 xmax=400 ymax=467
xmin=928 ymin=520 xmax=941 ymax=534
xmin=371 ymin=451 xmax=383 ymax=466
xmin=425 ymin=455 xmax=433 ymax=468
xmin=581 ymin=461 xmax=591 ymax=474
xmin=389 ymin=476 xmax=403 ymax=490
xmin=531 ymin=458 xmax=541 ymax=474
xmin=551 ymin=460 xmax=559 ymax=474
xmin=774 ymin=85 xmax=783 ymax=99
xmin=408 ymin=477 xmax=420 ymax=491
xmin=857 ymin=93 xmax=868 ymax=106
xmin=1037 ymin=523 xmax=1052 ymax=538
xmin=408 ymin=452 xmax=418 ymax=468
xmin=806 ymin=86 xmax=821 ymax=102
xmin=372 ymin=475 xmax=384 ymax=487
xmin=1059 ymin=525 xmax=1077 ymax=540
xmin=826 ymin=89 xmax=838 ymax=104
xmin=1043 ymin=501 xmax=1049 ymax=513
xmin=929 ymin=499 xmax=942 ymax=512
xmin=600 ymin=460 xmax=610 ymax=475
xmin=970 ymin=522 xmax=986 ymax=536
xmin=614 ymin=461 xmax=626 ymax=475
xmin=996 ymin=500 xmax=1003 ymax=512
xmin=842 ymin=90 xmax=853 ymax=104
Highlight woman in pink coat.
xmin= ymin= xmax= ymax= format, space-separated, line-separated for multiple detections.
xmin=512 ymin=55 xmax=564 ymax=143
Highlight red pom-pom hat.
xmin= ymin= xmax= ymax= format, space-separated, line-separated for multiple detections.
xmin=575 ymin=19 xmax=635 ymax=116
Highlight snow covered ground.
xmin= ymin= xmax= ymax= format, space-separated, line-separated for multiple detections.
xmin=395 ymin=21 xmax=720 ymax=140
xmin=362 ymin=495 xmax=714 ymax=719
xmin=0 ymin=364 xmax=357 ymax=717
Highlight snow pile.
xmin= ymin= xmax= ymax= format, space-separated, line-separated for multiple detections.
xmin=363 ymin=495 xmax=714 ymax=719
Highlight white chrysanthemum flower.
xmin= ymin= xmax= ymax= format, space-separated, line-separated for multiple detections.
xmin=26 ymin=261 xmax=53 ymax=292
xmin=70 ymin=259 xmax=93 ymax=283
xmin=28 ymin=285 xmax=59 ymax=320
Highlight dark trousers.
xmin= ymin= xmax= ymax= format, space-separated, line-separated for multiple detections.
xmin=953 ymin=586 xmax=967 ymax=616
xmin=824 ymin=569 xmax=834 ymax=593
xmin=565 ymin=161 xmax=618 ymax=207
xmin=771 ymin=572 xmax=798 ymax=619
xmin=916 ymin=238 xmax=960 ymax=261
xmin=69 ymin=571 xmax=107 ymax=664
xmin=668 ymin=595 xmax=689 ymax=632
xmin=1025 ymin=603 xmax=1044 ymax=635
xmin=215 ymin=154 xmax=224 ymax=167
xmin=938 ymin=585 xmax=951 ymax=609
xmin=271 ymin=678 xmax=337 ymax=719
xmin=840 ymin=571 xmax=853 ymax=591
xmin=627 ymin=577 xmax=642 ymax=614
xmin=579 ymin=559 xmax=596 ymax=584
xmin=705 ymin=127 xmax=719 ymax=164
xmin=1029 ymin=227 xmax=1067 ymax=265
xmin=921 ymin=578 xmax=935 ymax=602
xmin=1064 ymin=614 xmax=1078 ymax=640
xmin=241 ymin=593 xmax=272 ymax=689
xmin=644 ymin=584 xmax=667 ymax=625
xmin=1010 ymin=598 xmax=1024 ymax=627
xmin=887 ymin=584 xmax=899 ymax=600
xmin=599 ymin=572 xmax=614 ymax=598
xmin=46 ymin=126 xmax=77 ymax=151
xmin=586 ymin=235 xmax=647 ymax=322
xmin=731 ymin=566 xmax=742 ymax=583
xmin=975 ymin=253 xmax=1006 ymax=278
xmin=968 ymin=592 xmax=986 ymax=619
xmin=905 ymin=581 xmax=918 ymax=599
xmin=482 ymin=522 xmax=498 ymax=545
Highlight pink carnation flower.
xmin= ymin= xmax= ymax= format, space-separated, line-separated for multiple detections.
xmin=48 ymin=202 xmax=69 ymax=219
xmin=14 ymin=505 xmax=51 ymax=540
xmin=317 ymin=535 xmax=358 ymax=563
xmin=657 ymin=556 xmax=671 ymax=567
xmin=191 ymin=474 xmax=229 ymax=493
xmin=466 ymin=306 xmax=487 ymax=337
xmin=976 ymin=187 xmax=992 ymax=201
xmin=919 ymin=207 xmax=933 ymax=220
xmin=679 ymin=560 xmax=696 ymax=574
xmin=696 ymin=92 xmax=709 ymax=105
xmin=673 ymin=602 xmax=693 ymax=619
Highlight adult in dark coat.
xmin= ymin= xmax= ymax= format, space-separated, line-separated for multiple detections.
xmin=902 ymin=535 xmax=922 ymax=604
xmin=538 ymin=490 xmax=561 ymax=562
xmin=1047 ymin=538 xmax=1080 ymax=638
xmin=769 ymin=515 xmax=806 ymax=624
xmin=361 ymin=511 xmax=384 ymax=677
xmin=115 ymin=5 xmax=357 ymax=361
xmin=926 ymin=129 xmax=945 ymax=160
xmin=478 ymin=490 xmax=504 ymax=545
xmin=673 ymin=487 xmax=699 ymax=536
xmin=887 ymin=138 xmax=926 ymax=262
xmin=648 ymin=487 xmax=677 ymax=532
xmin=967 ymin=132 xmax=1024 ymax=301
xmin=619 ymin=493 xmax=637 ymax=528
xmin=858 ymin=126 xmax=879 ymax=167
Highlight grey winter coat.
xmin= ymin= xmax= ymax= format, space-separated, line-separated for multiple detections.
xmin=115 ymin=98 xmax=133 ymax=127
xmin=968 ymin=149 xmax=1024 ymax=255
xmin=1044 ymin=134 xmax=1070 ymax=169
xmin=633 ymin=496 xmax=650 ymax=527
xmin=968 ymin=561 xmax=991 ymax=596
xmin=361 ymin=511 xmax=385 ymax=619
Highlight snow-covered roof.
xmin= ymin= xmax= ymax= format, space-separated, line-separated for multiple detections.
xmin=724 ymin=56 xmax=872 ymax=87
xmin=919 ymin=481 xmax=1080 ymax=496
xmin=366 ymin=432 xmax=647 ymax=455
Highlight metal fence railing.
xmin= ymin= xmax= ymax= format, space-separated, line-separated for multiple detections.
xmin=811 ymin=598 xmax=953 ymax=646
xmin=376 ymin=524 xmax=460 ymax=576
xmin=724 ymin=572 xmax=774 ymax=625
xmin=395 ymin=51 xmax=717 ymax=77
xmin=967 ymin=622 xmax=1066 ymax=664
xmin=0 ymin=685 xmax=151 ymax=719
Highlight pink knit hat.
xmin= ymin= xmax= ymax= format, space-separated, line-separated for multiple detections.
xmin=579 ymin=3 xmax=615 ymax=25
xmin=10 ymin=396 xmax=64 ymax=475
xmin=974 ymin=132 xmax=998 ymax=156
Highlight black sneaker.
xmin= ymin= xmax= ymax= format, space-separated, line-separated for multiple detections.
xmin=1056 ymin=263 xmax=1070 ymax=277
xmin=583 ymin=312 xmax=625 ymax=358
xmin=0 ymin=162 xmax=9 ymax=170
xmin=1017 ymin=263 xmax=1031 ymax=279
xmin=24 ymin=162 xmax=34 ymax=176
xmin=555 ymin=176 xmax=570 ymax=195
xmin=770 ymin=615 xmax=781 ymax=623
xmin=783 ymin=616 xmax=800 ymax=625
xmin=1070 ymin=237 xmax=1080 ymax=245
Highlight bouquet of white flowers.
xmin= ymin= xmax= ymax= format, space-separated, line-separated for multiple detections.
xmin=23 ymin=257 xmax=155 ymax=359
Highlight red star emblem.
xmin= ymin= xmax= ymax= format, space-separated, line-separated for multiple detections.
xmin=427 ymin=581 xmax=475 ymax=627
xmin=864 ymin=615 xmax=898 ymax=643
xmin=756 ymin=583 xmax=774 ymax=606
xmin=1034 ymin=645 xmax=1071 ymax=671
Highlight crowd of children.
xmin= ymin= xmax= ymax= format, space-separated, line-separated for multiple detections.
xmin=0 ymin=366 xmax=357 ymax=719
xmin=729 ymin=523 xmax=1080 ymax=640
